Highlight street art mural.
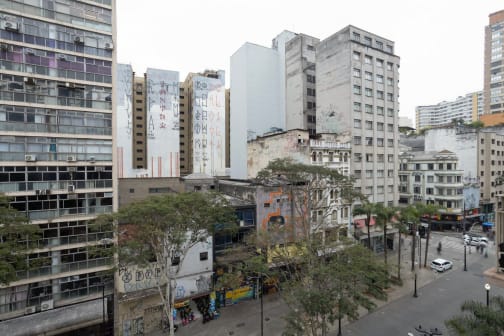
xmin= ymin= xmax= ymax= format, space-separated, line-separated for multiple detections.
xmin=192 ymin=74 xmax=226 ymax=176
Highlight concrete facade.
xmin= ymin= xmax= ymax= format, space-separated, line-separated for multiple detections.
xmin=415 ymin=91 xmax=483 ymax=130
xmin=230 ymin=31 xmax=296 ymax=179
xmin=0 ymin=0 xmax=116 ymax=334
xmin=316 ymin=25 xmax=400 ymax=205
xmin=484 ymin=10 xmax=504 ymax=116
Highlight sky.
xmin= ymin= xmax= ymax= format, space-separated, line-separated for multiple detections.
xmin=117 ymin=0 xmax=503 ymax=127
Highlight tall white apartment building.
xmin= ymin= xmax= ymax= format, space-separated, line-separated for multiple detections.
xmin=316 ymin=25 xmax=400 ymax=205
xmin=0 ymin=1 xmax=115 ymax=334
xmin=415 ymin=91 xmax=484 ymax=130
xmin=484 ymin=10 xmax=504 ymax=116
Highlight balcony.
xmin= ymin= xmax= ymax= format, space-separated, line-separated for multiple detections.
xmin=0 ymin=180 xmax=112 ymax=193
xmin=27 ymin=205 xmax=112 ymax=221
xmin=15 ymin=257 xmax=112 ymax=281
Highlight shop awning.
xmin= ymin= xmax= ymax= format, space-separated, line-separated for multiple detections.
xmin=482 ymin=222 xmax=494 ymax=227
xmin=354 ymin=217 xmax=376 ymax=228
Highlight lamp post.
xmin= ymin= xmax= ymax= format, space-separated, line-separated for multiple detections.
xmin=463 ymin=202 xmax=467 ymax=271
xmin=485 ymin=283 xmax=491 ymax=307
xmin=413 ymin=272 xmax=418 ymax=298
xmin=98 ymin=281 xmax=108 ymax=325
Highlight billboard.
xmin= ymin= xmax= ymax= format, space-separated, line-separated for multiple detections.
xmin=146 ymin=68 xmax=180 ymax=177
xmin=192 ymin=74 xmax=226 ymax=176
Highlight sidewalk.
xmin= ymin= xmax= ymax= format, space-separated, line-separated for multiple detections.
xmin=155 ymin=238 xmax=439 ymax=336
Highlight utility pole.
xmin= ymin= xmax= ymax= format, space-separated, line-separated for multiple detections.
xmin=463 ymin=201 xmax=467 ymax=271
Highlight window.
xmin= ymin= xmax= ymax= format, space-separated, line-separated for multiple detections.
xmin=353 ymin=68 xmax=361 ymax=77
xmin=354 ymin=153 xmax=362 ymax=162
xmin=377 ymin=186 xmax=384 ymax=194
xmin=388 ymin=169 xmax=394 ymax=177
xmin=353 ymin=136 xmax=362 ymax=145
xmin=307 ymin=45 xmax=315 ymax=51
xmin=377 ymin=90 xmax=384 ymax=99
xmin=388 ymin=185 xmax=393 ymax=193
xmin=307 ymin=88 xmax=316 ymax=96
xmin=172 ymin=256 xmax=180 ymax=266
xmin=377 ymin=154 xmax=384 ymax=162
xmin=365 ymin=71 xmax=373 ymax=81
xmin=366 ymin=153 xmax=373 ymax=162
xmin=129 ymin=188 xmax=135 ymax=193
xmin=353 ymin=32 xmax=360 ymax=41
xmin=387 ymin=62 xmax=393 ymax=71
xmin=365 ymin=88 xmax=373 ymax=97
xmin=447 ymin=163 xmax=452 ymax=170
xmin=353 ymin=51 xmax=361 ymax=60
xmin=365 ymin=104 xmax=373 ymax=113
xmin=366 ymin=170 xmax=373 ymax=178
xmin=376 ymin=59 xmax=384 ymax=67
xmin=387 ymin=139 xmax=394 ymax=146
xmin=438 ymin=163 xmax=444 ymax=170
xmin=387 ymin=123 xmax=394 ymax=132
xmin=377 ymin=122 xmax=384 ymax=131
xmin=428 ymin=163 xmax=434 ymax=170
xmin=353 ymin=85 xmax=361 ymax=95
xmin=354 ymin=119 xmax=362 ymax=128
xmin=387 ymin=93 xmax=394 ymax=102
xmin=388 ymin=154 xmax=394 ymax=162
xmin=386 ymin=45 xmax=393 ymax=53
xmin=426 ymin=187 xmax=433 ymax=195
xmin=415 ymin=175 xmax=421 ymax=182
xmin=199 ymin=252 xmax=209 ymax=261
xmin=307 ymin=74 xmax=316 ymax=83
xmin=376 ymin=74 xmax=384 ymax=83
xmin=375 ymin=41 xmax=383 ymax=50
xmin=366 ymin=137 xmax=373 ymax=145
xmin=387 ymin=108 xmax=394 ymax=117
xmin=353 ymin=102 xmax=362 ymax=111
xmin=377 ymin=106 xmax=384 ymax=115
xmin=365 ymin=55 xmax=372 ymax=64
xmin=377 ymin=170 xmax=384 ymax=177
xmin=387 ymin=77 xmax=393 ymax=86
xmin=365 ymin=186 xmax=373 ymax=194
xmin=354 ymin=170 xmax=361 ymax=178
xmin=364 ymin=36 xmax=372 ymax=45
xmin=365 ymin=120 xmax=373 ymax=130
xmin=377 ymin=138 xmax=384 ymax=147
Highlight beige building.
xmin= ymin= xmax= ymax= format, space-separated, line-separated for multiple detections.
xmin=484 ymin=10 xmax=504 ymax=118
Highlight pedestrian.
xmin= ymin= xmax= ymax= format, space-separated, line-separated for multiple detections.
xmin=437 ymin=242 xmax=442 ymax=255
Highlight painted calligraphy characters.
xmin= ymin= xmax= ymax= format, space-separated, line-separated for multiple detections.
xmin=116 ymin=64 xmax=133 ymax=178
xmin=192 ymin=73 xmax=226 ymax=176
xmin=146 ymin=68 xmax=180 ymax=177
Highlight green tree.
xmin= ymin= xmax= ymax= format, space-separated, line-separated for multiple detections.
xmin=0 ymin=194 xmax=41 ymax=285
xmin=415 ymin=203 xmax=442 ymax=268
xmin=256 ymin=158 xmax=358 ymax=244
xmin=116 ymin=192 xmax=236 ymax=336
xmin=395 ymin=205 xmax=417 ymax=280
xmin=353 ymin=201 xmax=377 ymax=251
xmin=375 ymin=203 xmax=396 ymax=265
xmin=445 ymin=295 xmax=504 ymax=335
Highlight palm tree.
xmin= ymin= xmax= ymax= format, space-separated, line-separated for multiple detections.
xmin=353 ymin=201 xmax=376 ymax=251
xmin=394 ymin=205 xmax=417 ymax=280
xmin=375 ymin=203 xmax=396 ymax=265
xmin=445 ymin=295 xmax=504 ymax=335
xmin=415 ymin=203 xmax=442 ymax=268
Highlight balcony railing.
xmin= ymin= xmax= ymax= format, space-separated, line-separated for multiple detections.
xmin=0 ymin=180 xmax=112 ymax=193
xmin=27 ymin=205 xmax=112 ymax=221
xmin=15 ymin=257 xmax=112 ymax=280
xmin=0 ymin=91 xmax=111 ymax=110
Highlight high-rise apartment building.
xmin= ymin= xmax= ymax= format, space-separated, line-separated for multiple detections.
xmin=116 ymin=65 xmax=180 ymax=178
xmin=416 ymin=91 xmax=483 ymax=130
xmin=179 ymin=70 xmax=226 ymax=177
xmin=0 ymin=1 xmax=115 ymax=335
xmin=483 ymin=10 xmax=504 ymax=118
xmin=285 ymin=34 xmax=320 ymax=136
xmin=316 ymin=25 xmax=400 ymax=205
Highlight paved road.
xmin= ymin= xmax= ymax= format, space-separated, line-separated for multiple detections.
xmin=154 ymin=232 xmax=501 ymax=336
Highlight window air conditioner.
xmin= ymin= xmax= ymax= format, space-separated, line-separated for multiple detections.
xmin=35 ymin=189 xmax=41 ymax=195
xmin=88 ymin=156 xmax=95 ymax=163
xmin=25 ymin=155 xmax=36 ymax=162
xmin=104 ymin=42 xmax=114 ymax=51
xmin=25 ymin=48 xmax=35 ymax=55
xmin=67 ymin=156 xmax=77 ymax=162
xmin=58 ymin=54 xmax=67 ymax=61
xmin=40 ymin=299 xmax=53 ymax=311
xmin=4 ymin=20 xmax=19 ymax=32
xmin=25 ymin=306 xmax=36 ymax=314
xmin=68 ymin=185 xmax=75 ymax=193
xmin=73 ymin=35 xmax=84 ymax=45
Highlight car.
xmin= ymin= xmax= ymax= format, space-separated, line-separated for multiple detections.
xmin=430 ymin=258 xmax=453 ymax=272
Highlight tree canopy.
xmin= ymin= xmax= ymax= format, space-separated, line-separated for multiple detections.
xmin=0 ymin=194 xmax=41 ymax=285
xmin=446 ymin=295 xmax=504 ymax=335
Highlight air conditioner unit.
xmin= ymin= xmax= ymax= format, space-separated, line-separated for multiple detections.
xmin=40 ymin=189 xmax=48 ymax=195
xmin=25 ymin=306 xmax=36 ymax=314
xmin=35 ymin=189 xmax=41 ymax=195
xmin=58 ymin=54 xmax=67 ymax=61
xmin=67 ymin=156 xmax=77 ymax=162
xmin=65 ymin=82 xmax=75 ymax=88
xmin=96 ymin=166 xmax=104 ymax=172
xmin=0 ymin=43 xmax=12 ymax=52
xmin=40 ymin=299 xmax=53 ymax=311
xmin=25 ymin=155 xmax=36 ymax=162
xmin=24 ymin=77 xmax=36 ymax=85
xmin=4 ymin=20 xmax=19 ymax=32
xmin=104 ymin=42 xmax=114 ymax=51
xmin=88 ymin=156 xmax=95 ymax=163
xmin=73 ymin=35 xmax=84 ymax=45
xmin=68 ymin=167 xmax=76 ymax=172
xmin=25 ymin=48 xmax=35 ymax=55
xmin=68 ymin=185 xmax=75 ymax=193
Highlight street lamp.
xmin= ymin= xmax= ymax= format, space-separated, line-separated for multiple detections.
xmin=463 ymin=203 xmax=467 ymax=271
xmin=485 ymin=283 xmax=491 ymax=307
xmin=98 ymin=281 xmax=109 ymax=324
xmin=413 ymin=272 xmax=418 ymax=298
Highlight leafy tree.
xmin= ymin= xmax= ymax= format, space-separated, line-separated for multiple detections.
xmin=467 ymin=120 xmax=484 ymax=129
xmin=395 ymin=205 xmax=417 ymax=280
xmin=256 ymin=158 xmax=359 ymax=244
xmin=415 ymin=203 xmax=443 ymax=268
xmin=445 ymin=295 xmax=504 ymax=335
xmin=0 ymin=194 xmax=41 ymax=285
xmin=353 ymin=201 xmax=377 ymax=251
xmin=115 ymin=192 xmax=236 ymax=336
xmin=375 ymin=203 xmax=396 ymax=265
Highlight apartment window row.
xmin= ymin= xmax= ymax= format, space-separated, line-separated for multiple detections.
xmin=399 ymin=162 xmax=457 ymax=171
xmin=353 ymin=136 xmax=394 ymax=147
xmin=307 ymin=74 xmax=316 ymax=83
xmin=351 ymin=33 xmax=393 ymax=54
xmin=307 ymin=88 xmax=316 ymax=96
xmin=352 ymin=85 xmax=395 ymax=101
xmin=354 ymin=153 xmax=395 ymax=163
xmin=307 ymin=101 xmax=316 ymax=109
xmin=353 ymin=119 xmax=395 ymax=132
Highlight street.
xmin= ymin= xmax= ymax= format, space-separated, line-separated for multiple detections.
xmin=158 ymin=232 xmax=502 ymax=336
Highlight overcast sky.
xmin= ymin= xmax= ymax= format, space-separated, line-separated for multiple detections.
xmin=117 ymin=0 xmax=503 ymax=127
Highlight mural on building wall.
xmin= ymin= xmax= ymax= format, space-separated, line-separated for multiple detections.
xmin=192 ymin=74 xmax=226 ymax=176
xmin=116 ymin=64 xmax=133 ymax=178
xmin=146 ymin=68 xmax=180 ymax=177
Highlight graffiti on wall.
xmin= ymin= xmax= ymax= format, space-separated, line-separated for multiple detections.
xmin=119 ymin=265 xmax=165 ymax=293
xmin=174 ymin=273 xmax=213 ymax=299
